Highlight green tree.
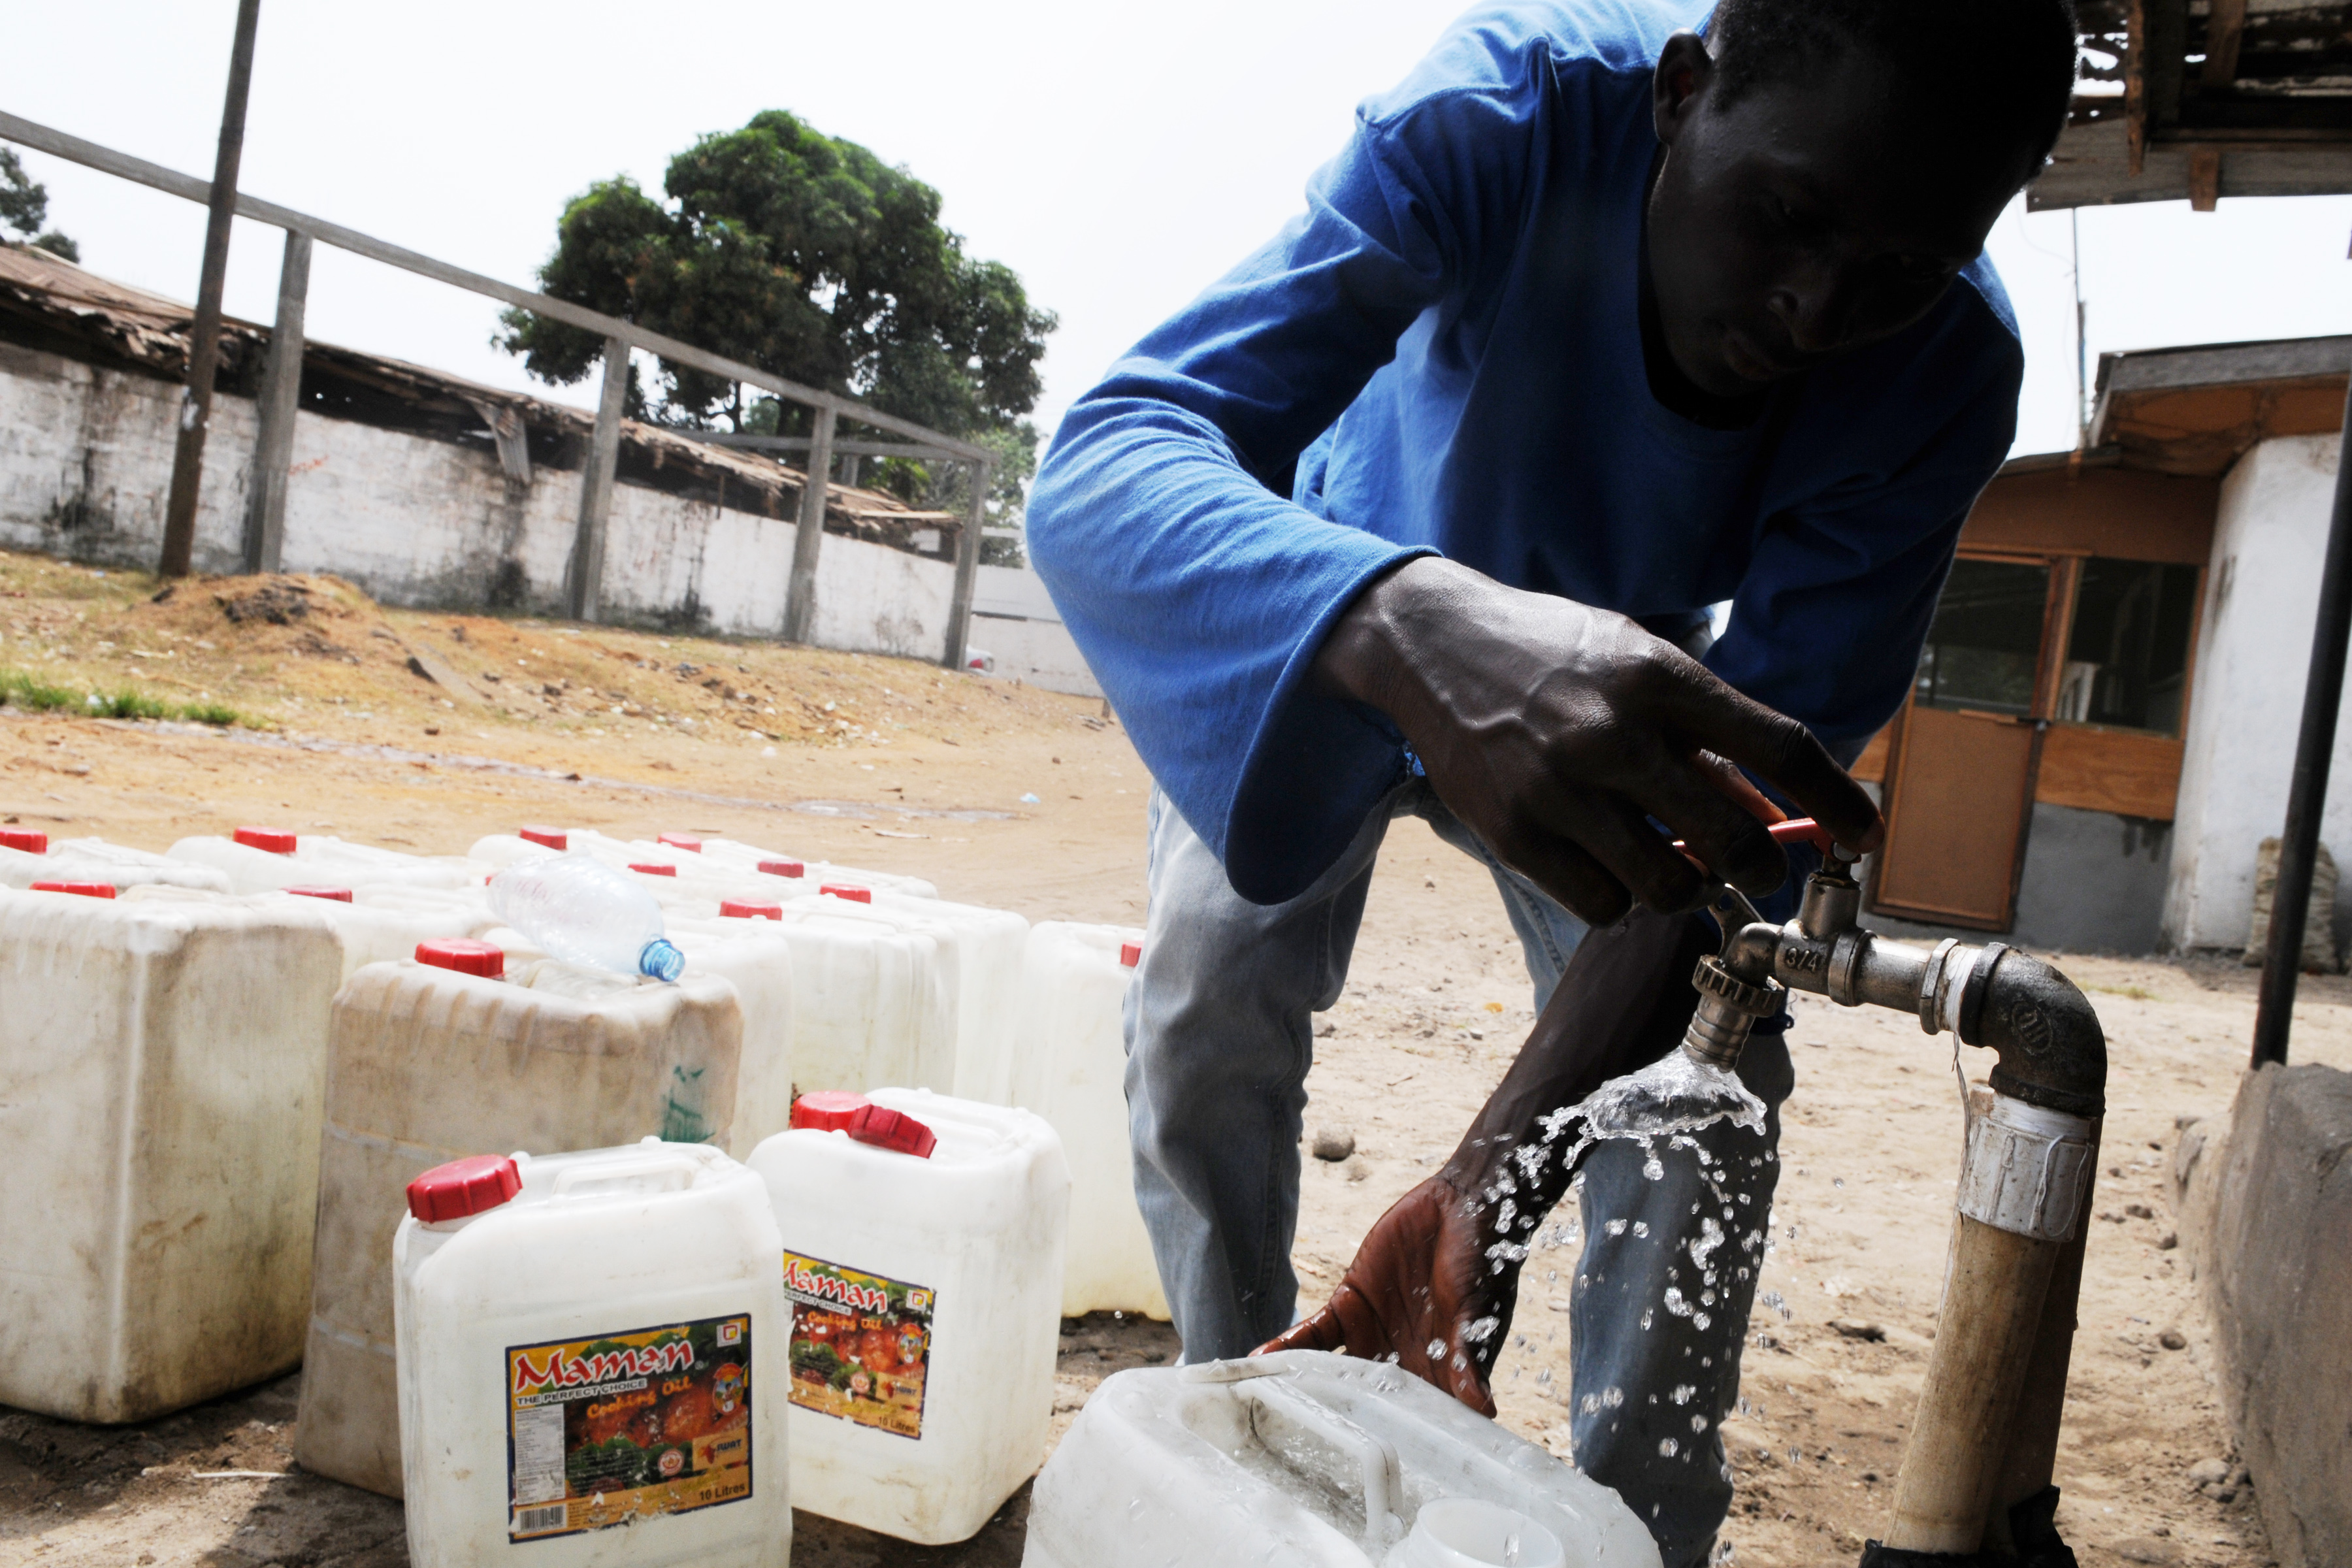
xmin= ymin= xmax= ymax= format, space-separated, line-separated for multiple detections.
xmin=1 ymin=148 xmax=80 ymax=262
xmin=497 ymin=110 xmax=1054 ymax=531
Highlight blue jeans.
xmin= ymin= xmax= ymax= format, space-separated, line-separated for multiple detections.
xmin=1124 ymin=779 xmax=1791 ymax=1568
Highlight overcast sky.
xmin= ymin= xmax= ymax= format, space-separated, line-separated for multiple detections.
xmin=3 ymin=0 xmax=2347 ymax=466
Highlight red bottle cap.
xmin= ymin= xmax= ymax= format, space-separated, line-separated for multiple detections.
xmin=759 ymin=858 xmax=805 ymax=879
xmin=0 ymin=828 xmax=46 ymax=854
xmin=658 ymin=832 xmax=702 ymax=853
xmin=1120 ymin=941 xmax=1143 ymax=968
xmin=406 ymin=1154 xmax=521 ymax=1222
xmin=519 ymin=825 xmax=568 ymax=851
xmin=849 ymin=1102 xmax=937 ymax=1159
xmin=720 ymin=898 xmax=783 ymax=920
xmin=416 ymin=938 xmax=505 ymax=978
xmin=286 ymin=885 xmax=354 ymax=903
xmin=821 ymin=883 xmax=870 ymax=904
xmin=630 ymin=862 xmax=678 ymax=877
xmin=792 ymin=1091 xmax=871 ymax=1133
xmin=31 ymin=880 xmax=114 ymax=899
xmin=235 ymin=826 xmax=298 ymax=855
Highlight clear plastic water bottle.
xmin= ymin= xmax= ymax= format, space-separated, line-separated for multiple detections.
xmin=486 ymin=854 xmax=685 ymax=981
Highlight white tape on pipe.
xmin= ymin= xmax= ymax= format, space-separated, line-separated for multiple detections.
xmin=1955 ymin=1094 xmax=2096 ymax=1241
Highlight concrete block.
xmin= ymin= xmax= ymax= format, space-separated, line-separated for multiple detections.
xmin=2176 ymin=1062 xmax=2352 ymax=1568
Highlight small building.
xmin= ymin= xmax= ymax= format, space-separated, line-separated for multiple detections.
xmin=1855 ymin=334 xmax=2350 ymax=958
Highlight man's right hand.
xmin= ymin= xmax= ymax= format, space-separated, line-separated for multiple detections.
xmin=1312 ymin=557 xmax=1882 ymax=924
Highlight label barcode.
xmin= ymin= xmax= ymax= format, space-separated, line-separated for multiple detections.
xmin=515 ymin=1504 xmax=566 ymax=1534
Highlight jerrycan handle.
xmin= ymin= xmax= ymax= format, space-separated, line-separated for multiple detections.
xmin=551 ymin=1154 xmax=700 ymax=1200
xmin=1240 ymin=1377 xmax=1403 ymax=1558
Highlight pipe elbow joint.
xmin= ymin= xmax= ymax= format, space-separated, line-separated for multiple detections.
xmin=1961 ymin=947 xmax=2106 ymax=1120
xmin=1724 ymin=921 xmax=1782 ymax=983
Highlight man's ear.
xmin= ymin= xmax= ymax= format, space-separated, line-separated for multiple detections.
xmin=1652 ymin=30 xmax=1715 ymax=148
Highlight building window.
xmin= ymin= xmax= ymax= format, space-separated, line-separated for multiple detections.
xmin=1914 ymin=559 xmax=2051 ymax=717
xmin=2056 ymin=559 xmax=2200 ymax=736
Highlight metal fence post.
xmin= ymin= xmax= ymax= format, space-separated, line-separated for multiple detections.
xmin=2251 ymin=378 xmax=2352 ymax=1068
xmin=568 ymin=336 xmax=627 ymax=623
xmin=782 ymin=406 xmax=836 ymax=644
xmin=241 ymin=227 xmax=310 ymax=574
xmin=943 ymin=457 xmax=992 ymax=670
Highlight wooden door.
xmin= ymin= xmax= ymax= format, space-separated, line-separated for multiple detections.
xmin=1871 ymin=707 xmax=2043 ymax=928
xmin=1868 ymin=555 xmax=2063 ymax=930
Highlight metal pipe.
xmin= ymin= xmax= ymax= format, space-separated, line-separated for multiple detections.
xmin=158 ymin=0 xmax=261 ymax=580
xmin=2252 ymin=377 xmax=2352 ymax=1068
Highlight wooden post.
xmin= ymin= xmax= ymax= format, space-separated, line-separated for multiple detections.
xmin=159 ymin=0 xmax=262 ymax=580
xmin=568 ymin=336 xmax=627 ymax=623
xmin=241 ymin=227 xmax=309 ymax=574
xmin=942 ymin=458 xmax=992 ymax=670
xmin=781 ymin=406 xmax=836 ymax=644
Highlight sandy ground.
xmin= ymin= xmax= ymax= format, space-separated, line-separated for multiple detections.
xmin=4 ymin=549 xmax=2338 ymax=1567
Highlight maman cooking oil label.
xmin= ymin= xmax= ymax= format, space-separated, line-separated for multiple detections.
xmin=783 ymin=1250 xmax=933 ymax=1439
xmin=504 ymin=1314 xmax=753 ymax=1542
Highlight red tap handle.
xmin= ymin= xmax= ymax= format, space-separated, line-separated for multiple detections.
xmin=1670 ymin=815 xmax=1840 ymax=867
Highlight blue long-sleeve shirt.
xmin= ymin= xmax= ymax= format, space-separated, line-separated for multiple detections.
xmin=1028 ymin=0 xmax=2021 ymax=906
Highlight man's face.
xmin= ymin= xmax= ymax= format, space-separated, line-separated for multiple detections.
xmin=1646 ymin=33 xmax=2025 ymax=400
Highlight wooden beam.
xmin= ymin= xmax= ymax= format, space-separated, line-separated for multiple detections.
xmin=782 ymin=408 xmax=836 ymax=644
xmin=2202 ymin=0 xmax=2247 ymax=86
xmin=568 ymin=336 xmax=627 ymax=623
xmin=158 ymin=0 xmax=261 ymax=579
xmin=2125 ymin=0 xmax=2149 ymax=176
xmin=2189 ymin=147 xmax=2222 ymax=210
xmin=943 ymin=459 xmax=993 ymax=670
xmin=242 ymin=227 xmax=310 ymax=574
xmin=0 ymin=109 xmax=992 ymax=466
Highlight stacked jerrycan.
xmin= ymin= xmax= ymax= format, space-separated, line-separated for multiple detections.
xmin=1 ymin=828 xmax=231 ymax=894
xmin=750 ymin=1088 xmax=1068 ymax=1544
xmin=124 ymin=883 xmax=498 ymax=981
xmin=296 ymin=930 xmax=745 ymax=1497
xmin=1026 ymin=1351 xmax=1662 ymax=1568
xmin=168 ymin=826 xmax=486 ymax=894
xmin=702 ymin=836 xmax=939 ymax=900
xmin=1014 ymin=923 xmax=1168 ymax=1318
xmin=397 ymin=1141 xmax=790 ymax=1567
xmin=0 ymin=882 xmax=343 ymax=1422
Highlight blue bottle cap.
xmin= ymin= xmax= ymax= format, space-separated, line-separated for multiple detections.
xmin=638 ymin=938 xmax=686 ymax=983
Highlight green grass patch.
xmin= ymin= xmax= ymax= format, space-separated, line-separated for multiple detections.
xmin=1 ymin=668 xmax=247 ymax=728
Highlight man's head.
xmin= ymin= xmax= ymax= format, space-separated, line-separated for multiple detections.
xmin=1646 ymin=0 xmax=2079 ymax=399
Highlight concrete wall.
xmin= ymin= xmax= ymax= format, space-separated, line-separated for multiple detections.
xmin=970 ymin=560 xmax=1103 ymax=698
xmin=2165 ymin=434 xmax=2351 ymax=956
xmin=1864 ymin=798 xmax=2175 ymax=955
xmin=2172 ymin=1064 xmax=2352 ymax=1568
xmin=0 ymin=340 xmax=973 ymax=663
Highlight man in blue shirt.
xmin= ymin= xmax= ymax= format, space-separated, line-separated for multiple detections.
xmin=1029 ymin=1 xmax=2078 ymax=1558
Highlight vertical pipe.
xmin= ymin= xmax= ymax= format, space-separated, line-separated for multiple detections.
xmin=1982 ymin=1120 xmax=2101 ymax=1551
xmin=1884 ymin=1217 xmax=2062 ymax=1554
xmin=159 ymin=0 xmax=262 ymax=580
xmin=943 ymin=458 xmax=992 ymax=670
xmin=568 ymin=336 xmax=627 ymax=624
xmin=782 ymin=406 xmax=836 ymax=644
xmin=241 ymin=226 xmax=309 ymax=575
xmin=2251 ymin=380 xmax=2352 ymax=1068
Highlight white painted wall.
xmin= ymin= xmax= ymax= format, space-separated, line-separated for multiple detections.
xmin=0 ymin=341 xmax=972 ymax=663
xmin=968 ymin=561 xmax=1102 ymax=698
xmin=2164 ymin=432 xmax=2346 ymax=952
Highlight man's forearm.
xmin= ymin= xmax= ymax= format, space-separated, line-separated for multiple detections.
xmin=1439 ymin=910 xmax=1716 ymax=1218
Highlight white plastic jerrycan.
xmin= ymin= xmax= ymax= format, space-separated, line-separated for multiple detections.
xmin=123 ymin=883 xmax=498 ymax=981
xmin=1013 ymin=923 xmax=1167 ymax=1319
xmin=169 ymin=826 xmax=483 ymax=894
xmin=758 ymin=902 xmax=958 ymax=1096
xmin=0 ymin=883 xmax=344 ymax=1422
xmin=396 ymin=1140 xmax=789 ymax=1568
xmin=702 ymin=836 xmax=939 ymax=899
xmin=1 ymin=832 xmax=233 ymax=894
xmin=749 ymin=1088 xmax=1069 ymax=1544
xmin=297 ymin=943 xmax=745 ymax=1499
xmin=1026 ymin=1351 xmax=1662 ymax=1568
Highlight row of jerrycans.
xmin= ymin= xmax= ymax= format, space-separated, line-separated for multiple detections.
xmin=0 ymin=826 xmax=1162 ymax=1424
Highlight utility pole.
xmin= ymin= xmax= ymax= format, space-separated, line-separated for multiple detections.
xmin=159 ymin=0 xmax=263 ymax=580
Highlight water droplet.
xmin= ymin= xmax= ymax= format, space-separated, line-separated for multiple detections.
xmin=1632 ymin=1220 xmax=1650 ymax=1239
xmin=1426 ymin=1338 xmax=1446 ymax=1360
xmin=1691 ymin=1413 xmax=1710 ymax=1433
xmin=1605 ymin=1218 xmax=1628 ymax=1237
xmin=1658 ymin=1437 xmax=1680 ymax=1458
